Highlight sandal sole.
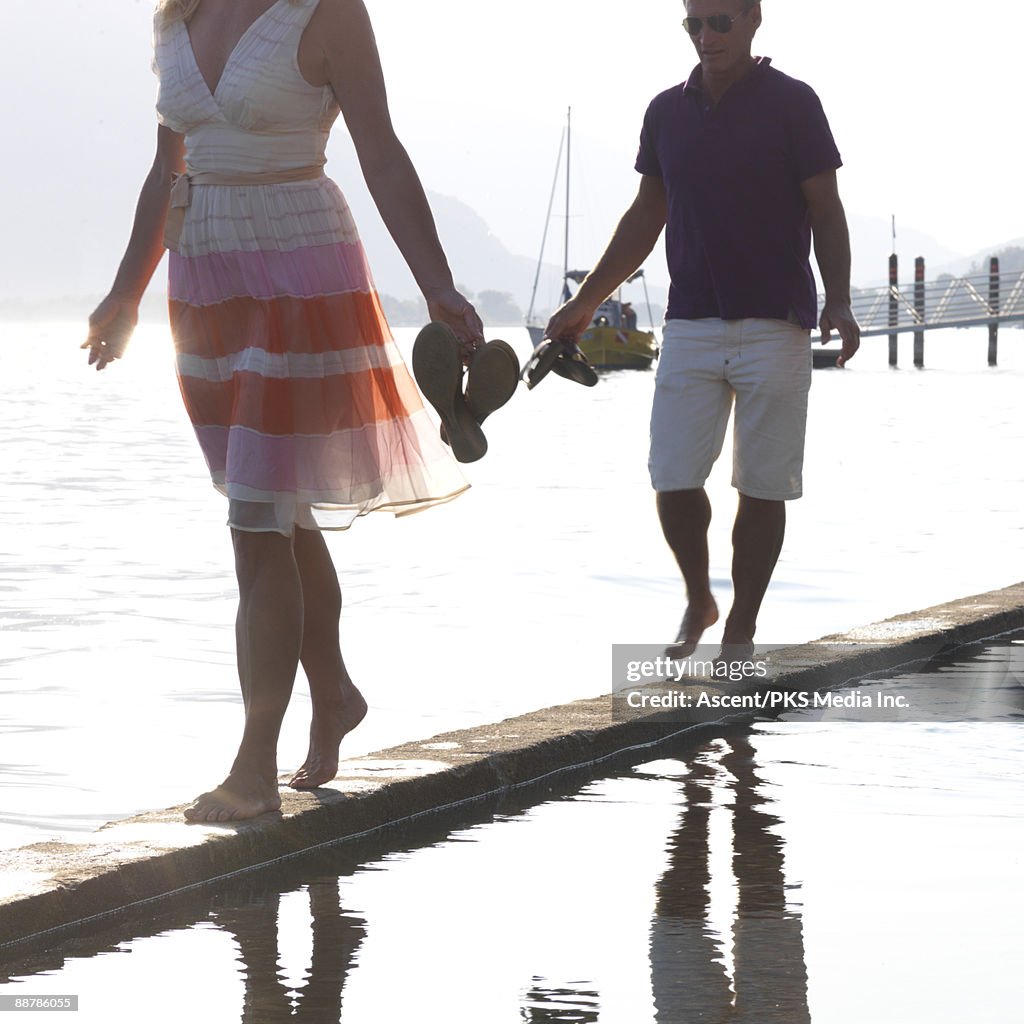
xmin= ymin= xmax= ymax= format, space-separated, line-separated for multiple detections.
xmin=412 ymin=323 xmax=487 ymax=464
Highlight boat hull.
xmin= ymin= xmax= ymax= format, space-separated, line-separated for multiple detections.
xmin=526 ymin=324 xmax=658 ymax=370
xmin=579 ymin=326 xmax=657 ymax=369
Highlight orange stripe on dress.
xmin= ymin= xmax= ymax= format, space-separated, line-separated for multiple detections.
xmin=169 ymin=291 xmax=392 ymax=358
xmin=178 ymin=365 xmax=425 ymax=436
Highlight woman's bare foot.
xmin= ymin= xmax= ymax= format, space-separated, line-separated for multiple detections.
xmin=666 ymin=597 xmax=720 ymax=659
xmin=184 ymin=772 xmax=282 ymax=823
xmin=288 ymin=684 xmax=368 ymax=790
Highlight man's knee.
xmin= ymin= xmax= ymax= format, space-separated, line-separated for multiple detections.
xmin=657 ymin=486 xmax=709 ymax=507
xmin=736 ymin=492 xmax=785 ymax=510
xmin=657 ymin=487 xmax=712 ymax=528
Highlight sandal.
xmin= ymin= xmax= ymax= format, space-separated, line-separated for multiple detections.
xmin=412 ymin=322 xmax=487 ymax=463
xmin=465 ymin=339 xmax=520 ymax=423
xmin=522 ymin=338 xmax=598 ymax=390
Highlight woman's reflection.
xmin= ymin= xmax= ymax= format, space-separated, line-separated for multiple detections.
xmin=211 ymin=876 xmax=365 ymax=1023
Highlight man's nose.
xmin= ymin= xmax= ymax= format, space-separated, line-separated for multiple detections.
xmin=697 ymin=22 xmax=721 ymax=45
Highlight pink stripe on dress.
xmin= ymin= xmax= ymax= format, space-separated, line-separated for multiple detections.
xmin=194 ymin=418 xmax=450 ymax=497
xmin=169 ymin=241 xmax=375 ymax=306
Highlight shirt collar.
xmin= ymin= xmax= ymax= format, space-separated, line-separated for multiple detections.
xmin=683 ymin=55 xmax=772 ymax=96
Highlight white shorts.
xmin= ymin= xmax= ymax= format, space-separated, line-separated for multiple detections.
xmin=649 ymin=318 xmax=812 ymax=500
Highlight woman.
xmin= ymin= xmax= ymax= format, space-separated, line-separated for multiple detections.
xmin=83 ymin=0 xmax=484 ymax=822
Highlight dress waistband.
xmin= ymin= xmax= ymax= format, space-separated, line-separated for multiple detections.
xmin=163 ymin=165 xmax=325 ymax=252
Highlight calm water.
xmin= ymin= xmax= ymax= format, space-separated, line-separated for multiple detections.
xmin=0 ymin=322 xmax=1023 ymax=850
xmin=1 ymin=640 xmax=1021 ymax=1023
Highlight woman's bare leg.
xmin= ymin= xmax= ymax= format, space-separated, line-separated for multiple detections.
xmin=186 ymin=530 xmax=303 ymax=822
xmin=288 ymin=527 xmax=367 ymax=789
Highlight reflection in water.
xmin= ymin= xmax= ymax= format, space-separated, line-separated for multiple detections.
xmin=520 ymin=980 xmax=600 ymax=1022
xmin=205 ymin=734 xmax=810 ymax=1023
xmin=210 ymin=878 xmax=365 ymax=1024
xmin=1 ymin=734 xmax=813 ymax=1023
xmin=6 ymin=707 xmax=1018 ymax=1022
xmin=650 ymin=735 xmax=809 ymax=1023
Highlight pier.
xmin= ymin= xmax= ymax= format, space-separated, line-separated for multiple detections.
xmin=815 ymin=256 xmax=1024 ymax=367
xmin=2 ymin=582 xmax=1022 ymax=952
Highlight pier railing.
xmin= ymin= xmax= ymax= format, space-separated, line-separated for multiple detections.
xmin=818 ymin=257 xmax=1023 ymax=367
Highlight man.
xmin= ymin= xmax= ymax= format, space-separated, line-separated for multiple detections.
xmin=545 ymin=0 xmax=859 ymax=657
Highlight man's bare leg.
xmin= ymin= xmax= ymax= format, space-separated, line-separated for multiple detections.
xmin=721 ymin=494 xmax=786 ymax=654
xmin=186 ymin=530 xmax=303 ymax=823
xmin=288 ymin=527 xmax=367 ymax=789
xmin=657 ymin=488 xmax=720 ymax=656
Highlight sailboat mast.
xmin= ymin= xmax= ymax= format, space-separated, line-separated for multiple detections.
xmin=563 ymin=107 xmax=571 ymax=296
xmin=525 ymin=126 xmax=566 ymax=324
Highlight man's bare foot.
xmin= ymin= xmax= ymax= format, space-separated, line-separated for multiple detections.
xmin=715 ymin=616 xmax=758 ymax=670
xmin=666 ymin=597 xmax=720 ymax=659
xmin=184 ymin=772 xmax=282 ymax=823
xmin=721 ymin=616 xmax=756 ymax=651
xmin=288 ymin=684 xmax=368 ymax=790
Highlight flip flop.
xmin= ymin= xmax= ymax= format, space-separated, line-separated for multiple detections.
xmin=522 ymin=338 xmax=598 ymax=390
xmin=465 ymin=339 xmax=520 ymax=423
xmin=551 ymin=342 xmax=599 ymax=387
xmin=412 ymin=322 xmax=487 ymax=463
xmin=521 ymin=337 xmax=563 ymax=390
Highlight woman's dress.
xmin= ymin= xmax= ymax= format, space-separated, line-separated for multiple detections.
xmin=152 ymin=0 xmax=468 ymax=533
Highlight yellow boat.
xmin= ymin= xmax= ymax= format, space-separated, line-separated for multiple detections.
xmin=525 ymin=108 xmax=660 ymax=372
xmin=526 ymin=279 xmax=658 ymax=370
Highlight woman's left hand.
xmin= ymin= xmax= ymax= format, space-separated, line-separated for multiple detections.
xmin=426 ymin=288 xmax=485 ymax=364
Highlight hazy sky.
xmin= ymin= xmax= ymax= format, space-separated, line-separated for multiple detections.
xmin=1 ymin=0 xmax=1021 ymax=300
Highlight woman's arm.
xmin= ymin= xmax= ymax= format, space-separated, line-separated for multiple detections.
xmin=308 ymin=0 xmax=483 ymax=350
xmin=83 ymin=124 xmax=184 ymax=370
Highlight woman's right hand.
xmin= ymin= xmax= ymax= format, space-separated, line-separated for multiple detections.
xmin=425 ymin=287 xmax=485 ymax=365
xmin=82 ymin=294 xmax=138 ymax=371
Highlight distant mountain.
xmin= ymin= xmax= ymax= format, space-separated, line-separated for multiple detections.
xmin=365 ymin=189 xmax=543 ymax=315
xmin=355 ymin=186 xmax=667 ymax=325
xmin=3 ymin=145 xmax=1012 ymax=326
xmin=846 ymin=214 xmax=966 ymax=288
xmin=933 ymin=237 xmax=1024 ymax=278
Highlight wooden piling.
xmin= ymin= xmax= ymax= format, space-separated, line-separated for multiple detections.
xmin=913 ymin=257 xmax=925 ymax=368
xmin=988 ymin=257 xmax=1000 ymax=367
xmin=888 ymin=254 xmax=898 ymax=366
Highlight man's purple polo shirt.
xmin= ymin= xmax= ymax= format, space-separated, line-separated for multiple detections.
xmin=635 ymin=58 xmax=841 ymax=329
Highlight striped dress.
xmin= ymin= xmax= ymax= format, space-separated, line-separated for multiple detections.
xmin=153 ymin=0 xmax=468 ymax=533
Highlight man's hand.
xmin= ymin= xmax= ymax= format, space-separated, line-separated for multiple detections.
xmin=820 ymin=301 xmax=860 ymax=368
xmin=539 ymin=174 xmax=665 ymax=350
xmin=544 ymin=296 xmax=598 ymax=348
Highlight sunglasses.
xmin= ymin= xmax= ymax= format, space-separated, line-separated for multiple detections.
xmin=682 ymin=10 xmax=750 ymax=36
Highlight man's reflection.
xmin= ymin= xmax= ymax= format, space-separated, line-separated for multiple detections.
xmin=650 ymin=734 xmax=810 ymax=1022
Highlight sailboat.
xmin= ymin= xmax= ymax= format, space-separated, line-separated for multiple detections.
xmin=525 ymin=108 xmax=659 ymax=371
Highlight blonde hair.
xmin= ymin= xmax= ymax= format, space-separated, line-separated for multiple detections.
xmin=158 ymin=0 xmax=303 ymax=27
